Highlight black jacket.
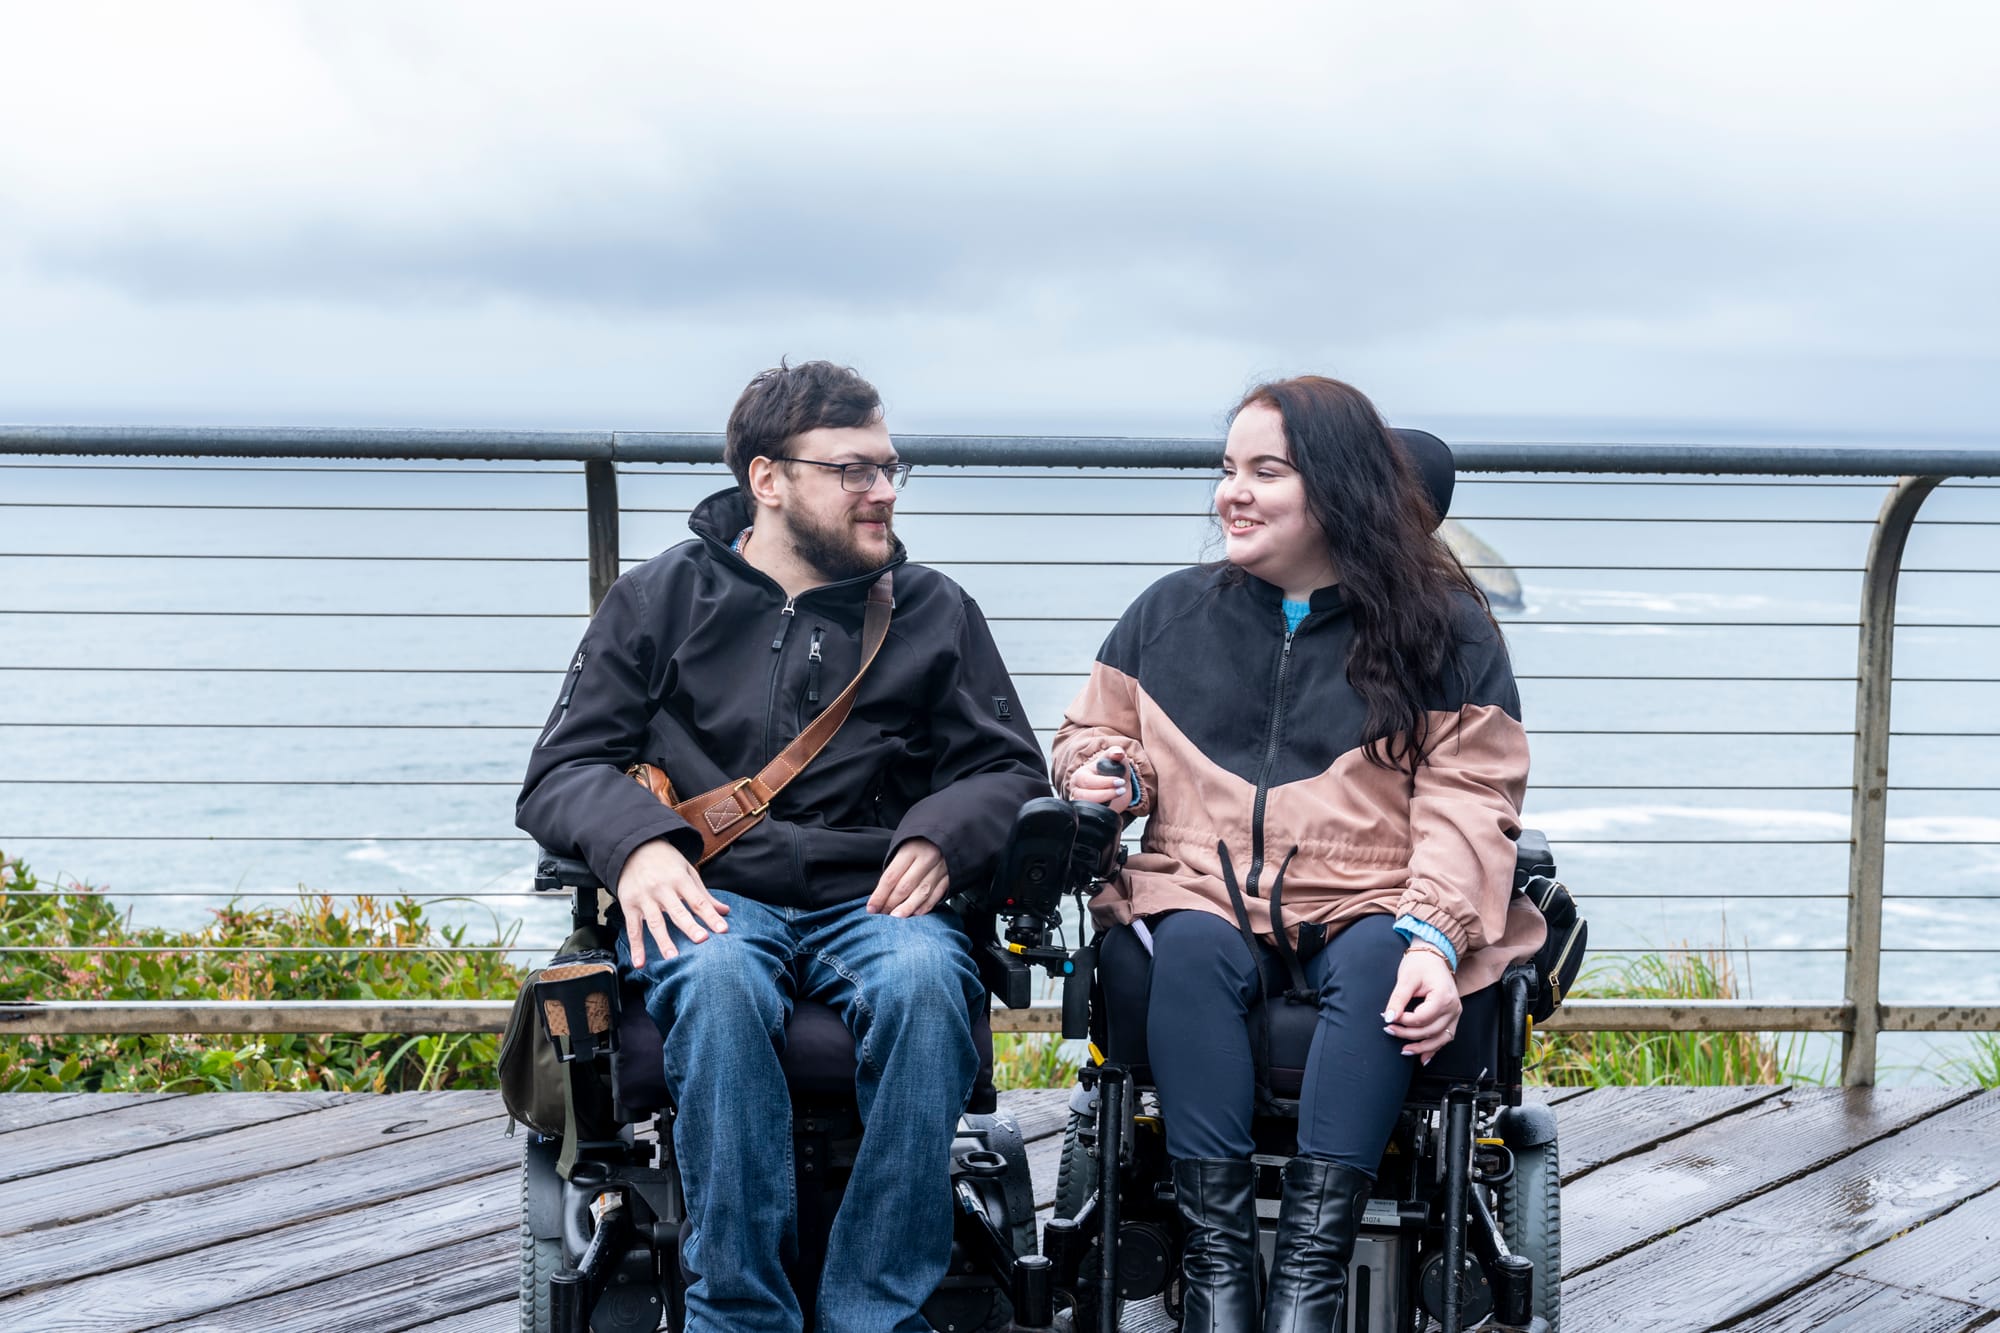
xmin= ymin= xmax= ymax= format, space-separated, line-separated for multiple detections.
xmin=517 ymin=488 xmax=1050 ymax=909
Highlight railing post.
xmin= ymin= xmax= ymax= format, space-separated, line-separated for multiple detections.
xmin=1842 ymin=474 xmax=1943 ymax=1086
xmin=584 ymin=460 xmax=620 ymax=614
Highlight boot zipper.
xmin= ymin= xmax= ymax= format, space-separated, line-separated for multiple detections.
xmin=1245 ymin=630 xmax=1294 ymax=899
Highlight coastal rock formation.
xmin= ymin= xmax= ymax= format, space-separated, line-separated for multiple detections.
xmin=1441 ymin=519 xmax=1523 ymax=611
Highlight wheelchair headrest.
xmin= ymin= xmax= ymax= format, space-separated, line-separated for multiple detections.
xmin=1391 ymin=427 xmax=1455 ymax=527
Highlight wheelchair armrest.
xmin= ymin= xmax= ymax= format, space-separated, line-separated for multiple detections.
xmin=1499 ymin=962 xmax=1536 ymax=1106
xmin=535 ymin=850 xmax=603 ymax=894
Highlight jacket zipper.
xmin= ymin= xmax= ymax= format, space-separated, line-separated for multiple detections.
xmin=1245 ymin=629 xmax=1295 ymax=899
xmin=536 ymin=647 xmax=587 ymax=747
xmin=764 ymin=598 xmax=797 ymax=759
xmin=807 ymin=629 xmax=824 ymax=711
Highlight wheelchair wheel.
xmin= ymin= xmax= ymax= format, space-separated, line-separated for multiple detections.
xmin=1053 ymin=1110 xmax=1093 ymax=1220
xmin=518 ymin=1159 xmax=561 ymax=1333
xmin=1067 ymin=1241 xmax=1125 ymax=1332
xmin=1499 ymin=1135 xmax=1562 ymax=1332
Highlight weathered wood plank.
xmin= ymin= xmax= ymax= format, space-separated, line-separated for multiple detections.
xmin=1563 ymin=1086 xmax=1969 ymax=1275
xmin=400 ymin=1302 xmax=516 ymax=1333
xmin=1833 ymin=1180 xmax=2000 ymax=1313
xmin=0 ymin=1090 xmax=343 ymax=1182
xmin=1724 ymin=1271 xmax=1992 ymax=1333
xmin=1555 ymin=1084 xmax=1790 ymax=1181
xmin=0 ymin=1171 xmax=517 ymax=1332
xmin=145 ymin=1232 xmax=516 ymax=1333
xmin=0 ymin=1091 xmax=503 ymax=1238
xmin=1562 ymin=1090 xmax=2000 ymax=1333
xmin=1 ymin=1117 xmax=523 ymax=1297
xmin=998 ymin=1086 xmax=1074 ymax=1143
xmin=0 ymin=1093 xmax=180 ymax=1134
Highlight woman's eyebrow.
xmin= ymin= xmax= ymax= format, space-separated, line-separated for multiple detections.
xmin=1224 ymin=453 xmax=1293 ymax=468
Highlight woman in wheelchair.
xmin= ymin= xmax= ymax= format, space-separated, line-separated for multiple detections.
xmin=1052 ymin=376 xmax=1546 ymax=1333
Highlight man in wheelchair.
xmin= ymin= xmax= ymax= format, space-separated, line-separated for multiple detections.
xmin=515 ymin=361 xmax=1050 ymax=1332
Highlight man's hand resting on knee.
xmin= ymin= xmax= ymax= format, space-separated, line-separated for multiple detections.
xmin=617 ymin=839 xmax=731 ymax=962
xmin=866 ymin=838 xmax=951 ymax=917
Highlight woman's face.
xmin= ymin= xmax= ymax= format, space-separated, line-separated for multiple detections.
xmin=1216 ymin=401 xmax=1332 ymax=591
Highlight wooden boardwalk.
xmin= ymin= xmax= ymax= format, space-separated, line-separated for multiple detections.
xmin=2 ymin=1087 xmax=1998 ymax=1331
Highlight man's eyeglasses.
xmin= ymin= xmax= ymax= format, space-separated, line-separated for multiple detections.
xmin=775 ymin=457 xmax=914 ymax=492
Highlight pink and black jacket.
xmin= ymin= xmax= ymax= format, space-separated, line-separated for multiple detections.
xmin=1052 ymin=565 xmax=1545 ymax=997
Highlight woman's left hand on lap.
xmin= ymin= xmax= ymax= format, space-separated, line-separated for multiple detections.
xmin=1381 ymin=947 xmax=1461 ymax=1064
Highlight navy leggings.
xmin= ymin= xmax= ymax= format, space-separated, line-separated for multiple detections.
xmin=1146 ymin=910 xmax=1469 ymax=1177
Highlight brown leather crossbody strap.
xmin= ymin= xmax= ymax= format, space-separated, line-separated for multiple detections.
xmin=656 ymin=571 xmax=894 ymax=865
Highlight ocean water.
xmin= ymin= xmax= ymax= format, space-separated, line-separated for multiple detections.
xmin=3 ymin=435 xmax=1996 ymax=1078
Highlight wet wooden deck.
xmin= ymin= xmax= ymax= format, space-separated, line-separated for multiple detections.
xmin=2 ymin=1087 xmax=1997 ymax=1331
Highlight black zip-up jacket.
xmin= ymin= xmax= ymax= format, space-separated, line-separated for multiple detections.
xmin=517 ymin=488 xmax=1050 ymax=909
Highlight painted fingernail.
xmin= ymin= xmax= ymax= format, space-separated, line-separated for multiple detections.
xmin=1422 ymin=1054 xmax=1433 ymax=1066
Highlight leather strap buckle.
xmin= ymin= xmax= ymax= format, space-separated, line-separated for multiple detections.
xmin=729 ymin=776 xmax=771 ymax=818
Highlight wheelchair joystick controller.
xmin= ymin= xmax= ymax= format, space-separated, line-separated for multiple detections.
xmin=984 ymin=785 xmax=1127 ymax=1039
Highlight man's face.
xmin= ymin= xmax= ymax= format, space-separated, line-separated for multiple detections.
xmin=771 ymin=420 xmax=901 ymax=581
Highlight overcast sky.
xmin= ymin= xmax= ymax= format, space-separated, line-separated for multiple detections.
xmin=1 ymin=2 xmax=1995 ymax=438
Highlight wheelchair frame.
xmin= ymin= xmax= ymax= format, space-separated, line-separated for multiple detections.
xmin=1040 ymin=832 xmax=1568 ymax=1333
xmin=516 ymin=854 xmax=1058 ymax=1333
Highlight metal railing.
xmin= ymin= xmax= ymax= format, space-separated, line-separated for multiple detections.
xmin=4 ymin=426 xmax=2000 ymax=1085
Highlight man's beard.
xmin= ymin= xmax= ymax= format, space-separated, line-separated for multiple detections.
xmin=789 ymin=503 xmax=894 ymax=583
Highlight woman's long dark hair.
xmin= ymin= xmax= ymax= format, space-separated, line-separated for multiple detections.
xmin=1232 ymin=376 xmax=1495 ymax=775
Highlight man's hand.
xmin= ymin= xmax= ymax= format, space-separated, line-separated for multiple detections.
xmin=616 ymin=838 xmax=730 ymax=963
xmin=867 ymin=838 xmax=952 ymax=917
xmin=1382 ymin=945 xmax=1462 ymax=1064
xmin=1067 ymin=745 xmax=1134 ymax=813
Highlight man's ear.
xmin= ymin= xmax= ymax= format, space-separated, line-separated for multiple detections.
xmin=746 ymin=455 xmax=785 ymax=511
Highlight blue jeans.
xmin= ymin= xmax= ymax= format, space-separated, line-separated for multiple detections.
xmin=621 ymin=891 xmax=983 ymax=1333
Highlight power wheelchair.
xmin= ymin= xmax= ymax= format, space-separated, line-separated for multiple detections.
xmin=515 ymin=842 xmax=1080 ymax=1333
xmin=1001 ymin=794 xmax=1575 ymax=1333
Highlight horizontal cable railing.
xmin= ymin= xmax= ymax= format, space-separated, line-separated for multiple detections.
xmin=3 ymin=428 xmax=1999 ymax=1083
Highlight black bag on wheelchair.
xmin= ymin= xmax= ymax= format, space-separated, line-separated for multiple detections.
xmin=1513 ymin=828 xmax=1586 ymax=1023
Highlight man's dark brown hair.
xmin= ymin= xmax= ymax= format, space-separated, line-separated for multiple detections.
xmin=724 ymin=360 xmax=884 ymax=494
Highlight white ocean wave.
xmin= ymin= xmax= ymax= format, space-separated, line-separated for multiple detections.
xmin=1531 ymin=803 xmax=2000 ymax=844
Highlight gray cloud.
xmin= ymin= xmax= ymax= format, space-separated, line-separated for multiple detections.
xmin=2 ymin=1 xmax=1996 ymax=432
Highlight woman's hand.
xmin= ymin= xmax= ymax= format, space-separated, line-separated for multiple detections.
xmin=1067 ymin=746 xmax=1135 ymax=813
xmin=1382 ymin=946 xmax=1462 ymax=1064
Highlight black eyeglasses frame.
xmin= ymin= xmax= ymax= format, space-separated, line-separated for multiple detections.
xmin=773 ymin=456 xmax=913 ymax=492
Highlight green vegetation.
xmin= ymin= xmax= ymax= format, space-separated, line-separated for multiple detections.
xmin=992 ymin=1033 xmax=1083 ymax=1091
xmin=1935 ymin=1034 xmax=2000 ymax=1089
xmin=1 ymin=853 xmax=524 ymax=1093
xmin=1529 ymin=947 xmax=1828 ymax=1087
xmin=8 ymin=855 xmax=1979 ymax=1094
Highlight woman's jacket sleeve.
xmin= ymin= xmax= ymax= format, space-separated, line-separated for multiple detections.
xmin=1051 ymin=607 xmax=1158 ymax=814
xmin=1394 ymin=616 xmax=1529 ymax=961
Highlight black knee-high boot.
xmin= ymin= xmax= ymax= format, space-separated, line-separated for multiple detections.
xmin=1260 ymin=1157 xmax=1371 ymax=1333
xmin=1172 ymin=1157 xmax=1262 ymax=1333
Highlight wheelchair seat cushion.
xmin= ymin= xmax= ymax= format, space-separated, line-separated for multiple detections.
xmin=1096 ymin=921 xmax=1499 ymax=1099
xmin=610 ymin=979 xmax=998 ymax=1118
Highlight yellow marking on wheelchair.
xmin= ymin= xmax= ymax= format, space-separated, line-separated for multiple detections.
xmin=1134 ymin=1115 xmax=1162 ymax=1131
xmin=1088 ymin=1042 xmax=1105 ymax=1066
xmin=1478 ymin=1137 xmax=1506 ymax=1146
xmin=1005 ymin=942 xmax=1027 ymax=955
